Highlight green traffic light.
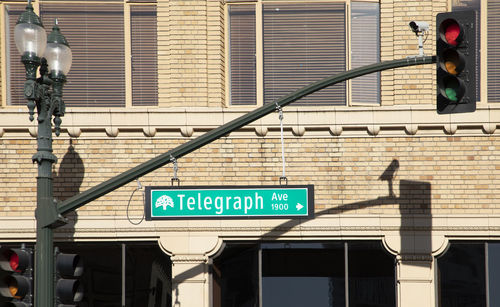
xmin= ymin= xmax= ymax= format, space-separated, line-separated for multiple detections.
xmin=444 ymin=77 xmax=459 ymax=102
xmin=445 ymin=87 xmax=458 ymax=101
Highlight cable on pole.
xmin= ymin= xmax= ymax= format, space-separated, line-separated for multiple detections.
xmin=170 ymin=155 xmax=180 ymax=186
xmin=276 ymin=102 xmax=287 ymax=186
xmin=126 ymin=179 xmax=144 ymax=225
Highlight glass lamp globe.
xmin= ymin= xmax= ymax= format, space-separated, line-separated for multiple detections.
xmin=14 ymin=16 xmax=47 ymax=57
xmin=44 ymin=21 xmax=72 ymax=76
xmin=45 ymin=42 xmax=72 ymax=75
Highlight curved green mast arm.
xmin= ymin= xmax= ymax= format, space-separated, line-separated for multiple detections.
xmin=56 ymin=56 xmax=435 ymax=220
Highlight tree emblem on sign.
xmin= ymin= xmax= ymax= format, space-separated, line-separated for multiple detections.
xmin=155 ymin=195 xmax=174 ymax=210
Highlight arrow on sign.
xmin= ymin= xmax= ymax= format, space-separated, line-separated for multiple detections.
xmin=296 ymin=203 xmax=304 ymax=211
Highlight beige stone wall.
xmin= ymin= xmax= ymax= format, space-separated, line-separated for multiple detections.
xmin=379 ymin=0 xmax=448 ymax=106
xmin=157 ymin=0 xmax=225 ymax=108
xmin=1 ymin=132 xmax=498 ymax=217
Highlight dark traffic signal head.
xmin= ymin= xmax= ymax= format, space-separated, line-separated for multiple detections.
xmin=436 ymin=10 xmax=476 ymax=114
xmin=55 ymin=253 xmax=84 ymax=306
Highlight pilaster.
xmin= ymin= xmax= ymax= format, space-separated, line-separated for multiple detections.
xmin=159 ymin=235 xmax=223 ymax=307
xmin=396 ymin=255 xmax=434 ymax=307
xmin=384 ymin=233 xmax=448 ymax=307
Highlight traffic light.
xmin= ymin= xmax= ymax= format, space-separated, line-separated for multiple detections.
xmin=436 ymin=10 xmax=476 ymax=114
xmin=55 ymin=252 xmax=84 ymax=306
xmin=0 ymin=246 xmax=33 ymax=306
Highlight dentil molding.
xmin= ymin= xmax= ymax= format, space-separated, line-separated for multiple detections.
xmin=0 ymin=105 xmax=498 ymax=139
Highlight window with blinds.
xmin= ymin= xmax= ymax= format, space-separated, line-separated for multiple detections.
xmin=351 ymin=2 xmax=380 ymax=105
xmin=229 ymin=5 xmax=257 ymax=105
xmin=40 ymin=3 xmax=126 ymax=107
xmin=263 ymin=3 xmax=346 ymax=105
xmin=4 ymin=1 xmax=158 ymax=107
xmin=488 ymin=1 xmax=500 ymax=102
xmin=4 ymin=4 xmax=26 ymax=106
xmin=131 ymin=5 xmax=158 ymax=106
xmin=227 ymin=1 xmax=380 ymax=106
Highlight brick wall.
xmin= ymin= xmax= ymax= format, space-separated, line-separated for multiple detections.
xmin=157 ymin=0 xmax=225 ymax=107
xmin=380 ymin=0 xmax=447 ymax=106
xmin=1 ymin=134 xmax=497 ymax=217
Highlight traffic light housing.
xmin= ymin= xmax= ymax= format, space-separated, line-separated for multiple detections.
xmin=55 ymin=253 xmax=84 ymax=306
xmin=436 ymin=10 xmax=477 ymax=114
xmin=0 ymin=247 xmax=33 ymax=306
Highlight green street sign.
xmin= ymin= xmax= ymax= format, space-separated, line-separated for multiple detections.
xmin=145 ymin=185 xmax=314 ymax=220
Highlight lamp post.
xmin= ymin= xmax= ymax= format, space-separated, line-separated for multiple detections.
xmin=14 ymin=1 xmax=72 ymax=306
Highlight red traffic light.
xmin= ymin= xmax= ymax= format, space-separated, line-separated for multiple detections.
xmin=0 ymin=248 xmax=30 ymax=273
xmin=8 ymin=253 xmax=19 ymax=272
xmin=439 ymin=18 xmax=464 ymax=46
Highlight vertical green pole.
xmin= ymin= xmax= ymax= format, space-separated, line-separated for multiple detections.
xmin=26 ymin=57 xmax=58 ymax=307
xmin=35 ymin=224 xmax=54 ymax=307
xmin=34 ymin=101 xmax=57 ymax=307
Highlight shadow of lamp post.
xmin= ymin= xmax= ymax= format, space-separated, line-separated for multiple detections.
xmin=14 ymin=1 xmax=72 ymax=306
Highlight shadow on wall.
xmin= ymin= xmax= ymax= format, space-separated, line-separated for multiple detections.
xmin=259 ymin=158 xmax=432 ymax=264
xmin=377 ymin=159 xmax=432 ymax=264
xmin=53 ymin=139 xmax=85 ymax=237
xmin=173 ymin=159 xmax=433 ymax=287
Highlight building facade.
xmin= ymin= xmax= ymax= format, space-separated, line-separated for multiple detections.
xmin=0 ymin=0 xmax=498 ymax=306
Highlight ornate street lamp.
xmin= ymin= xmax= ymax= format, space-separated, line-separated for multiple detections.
xmin=14 ymin=1 xmax=72 ymax=306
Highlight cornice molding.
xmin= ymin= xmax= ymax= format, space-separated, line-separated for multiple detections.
xmin=0 ymin=105 xmax=498 ymax=139
xmin=0 ymin=215 xmax=499 ymax=241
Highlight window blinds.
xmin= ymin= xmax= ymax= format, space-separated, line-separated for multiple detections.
xmin=488 ymin=1 xmax=500 ymax=102
xmin=351 ymin=2 xmax=380 ymax=105
xmin=131 ymin=5 xmax=158 ymax=106
xmin=5 ymin=4 xmax=26 ymax=106
xmin=229 ymin=5 xmax=257 ymax=105
xmin=263 ymin=3 xmax=346 ymax=105
xmin=40 ymin=3 xmax=126 ymax=107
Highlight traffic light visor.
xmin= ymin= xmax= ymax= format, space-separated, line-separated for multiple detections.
xmin=0 ymin=249 xmax=30 ymax=273
xmin=439 ymin=49 xmax=465 ymax=75
xmin=56 ymin=279 xmax=83 ymax=303
xmin=56 ymin=254 xmax=83 ymax=278
xmin=0 ymin=275 xmax=30 ymax=299
xmin=439 ymin=19 xmax=463 ymax=46
xmin=439 ymin=75 xmax=465 ymax=102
